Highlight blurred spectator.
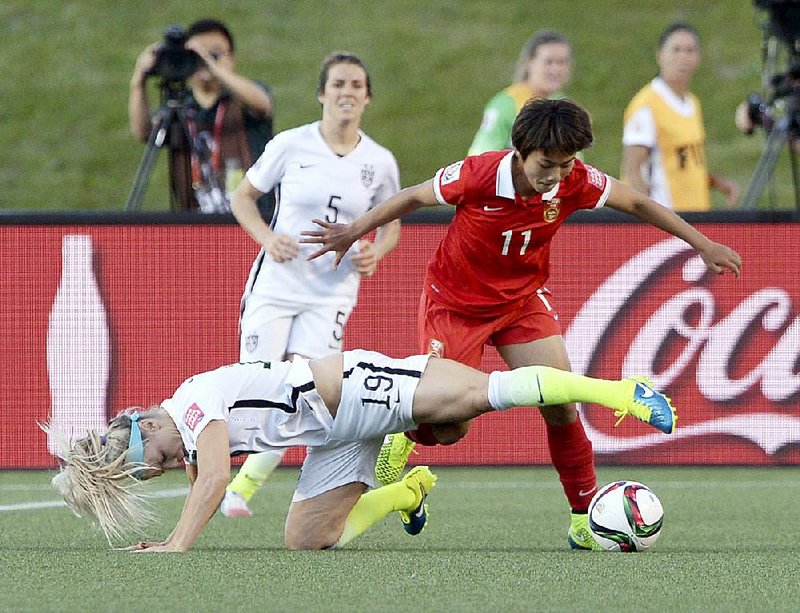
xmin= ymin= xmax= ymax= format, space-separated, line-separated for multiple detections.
xmin=468 ymin=30 xmax=573 ymax=155
xmin=128 ymin=18 xmax=273 ymax=212
xmin=622 ymin=22 xmax=739 ymax=211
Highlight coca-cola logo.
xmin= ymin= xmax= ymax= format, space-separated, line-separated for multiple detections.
xmin=565 ymin=237 xmax=800 ymax=455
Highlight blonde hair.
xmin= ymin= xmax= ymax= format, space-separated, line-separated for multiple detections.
xmin=42 ymin=411 xmax=158 ymax=545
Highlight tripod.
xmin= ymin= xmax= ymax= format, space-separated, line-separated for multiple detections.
xmin=125 ymin=82 xmax=199 ymax=212
xmin=740 ymin=16 xmax=800 ymax=211
xmin=740 ymin=112 xmax=800 ymax=210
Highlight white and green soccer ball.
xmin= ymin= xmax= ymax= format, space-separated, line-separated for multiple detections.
xmin=588 ymin=480 xmax=664 ymax=552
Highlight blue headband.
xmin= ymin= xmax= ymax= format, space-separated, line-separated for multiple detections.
xmin=127 ymin=412 xmax=145 ymax=466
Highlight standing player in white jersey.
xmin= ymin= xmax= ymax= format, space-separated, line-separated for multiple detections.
xmin=221 ymin=52 xmax=401 ymax=517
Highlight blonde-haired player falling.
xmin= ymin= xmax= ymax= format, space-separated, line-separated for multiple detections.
xmin=46 ymin=349 xmax=676 ymax=550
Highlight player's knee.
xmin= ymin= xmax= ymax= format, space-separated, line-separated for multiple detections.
xmin=284 ymin=528 xmax=337 ymax=550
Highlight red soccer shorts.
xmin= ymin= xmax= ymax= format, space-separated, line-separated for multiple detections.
xmin=417 ymin=288 xmax=562 ymax=367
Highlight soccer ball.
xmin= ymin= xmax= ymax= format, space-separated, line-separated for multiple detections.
xmin=588 ymin=480 xmax=664 ymax=552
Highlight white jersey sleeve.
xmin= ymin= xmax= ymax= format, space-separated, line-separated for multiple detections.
xmin=370 ymin=154 xmax=400 ymax=209
xmin=174 ymin=385 xmax=228 ymax=445
xmin=246 ymin=129 xmax=291 ymax=193
xmin=622 ymin=106 xmax=657 ymax=148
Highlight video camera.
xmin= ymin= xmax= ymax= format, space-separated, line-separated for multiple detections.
xmin=146 ymin=25 xmax=203 ymax=84
xmin=755 ymin=0 xmax=800 ymax=45
xmin=746 ymin=1 xmax=800 ymax=131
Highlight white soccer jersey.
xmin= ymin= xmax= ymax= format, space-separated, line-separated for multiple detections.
xmin=161 ymin=359 xmax=333 ymax=461
xmin=159 ymin=351 xmax=429 ymax=465
xmin=244 ymin=121 xmax=401 ymax=306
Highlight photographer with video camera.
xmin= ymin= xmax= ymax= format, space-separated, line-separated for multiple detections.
xmin=128 ymin=19 xmax=273 ymax=212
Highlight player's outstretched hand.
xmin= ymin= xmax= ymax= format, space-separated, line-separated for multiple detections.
xmin=699 ymin=241 xmax=742 ymax=277
xmin=300 ymin=219 xmax=358 ymax=268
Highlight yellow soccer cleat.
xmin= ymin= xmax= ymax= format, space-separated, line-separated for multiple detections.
xmin=398 ymin=465 xmax=437 ymax=535
xmin=567 ymin=511 xmax=603 ymax=551
xmin=375 ymin=432 xmax=417 ymax=486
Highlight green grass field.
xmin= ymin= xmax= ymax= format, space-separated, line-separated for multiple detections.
xmin=2 ymin=466 xmax=799 ymax=612
xmin=2 ymin=3 xmax=799 ymax=611
xmin=1 ymin=0 xmax=796 ymax=212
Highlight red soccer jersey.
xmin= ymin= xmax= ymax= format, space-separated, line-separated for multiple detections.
xmin=426 ymin=150 xmax=611 ymax=317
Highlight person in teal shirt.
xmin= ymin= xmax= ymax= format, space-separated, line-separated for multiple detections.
xmin=468 ymin=30 xmax=573 ymax=155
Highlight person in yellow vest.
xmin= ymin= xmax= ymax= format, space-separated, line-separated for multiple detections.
xmin=468 ymin=31 xmax=573 ymax=155
xmin=622 ymin=23 xmax=739 ymax=211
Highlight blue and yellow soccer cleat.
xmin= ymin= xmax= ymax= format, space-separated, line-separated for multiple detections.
xmin=375 ymin=433 xmax=417 ymax=486
xmin=613 ymin=377 xmax=677 ymax=434
xmin=567 ymin=511 xmax=603 ymax=551
xmin=399 ymin=465 xmax=437 ymax=535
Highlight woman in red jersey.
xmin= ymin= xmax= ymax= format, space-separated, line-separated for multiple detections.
xmin=302 ymin=97 xmax=740 ymax=550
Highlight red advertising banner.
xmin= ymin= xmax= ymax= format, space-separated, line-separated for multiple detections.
xmin=1 ymin=220 xmax=797 ymax=468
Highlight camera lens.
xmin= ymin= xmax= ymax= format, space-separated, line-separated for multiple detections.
xmin=147 ymin=25 xmax=203 ymax=83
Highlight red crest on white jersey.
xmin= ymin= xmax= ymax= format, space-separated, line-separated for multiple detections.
xmin=183 ymin=403 xmax=204 ymax=431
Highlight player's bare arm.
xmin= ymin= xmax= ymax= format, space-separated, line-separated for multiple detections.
xmin=125 ymin=463 xmax=199 ymax=551
xmin=135 ymin=421 xmax=230 ymax=553
xmin=301 ymin=180 xmax=438 ymax=266
xmin=231 ymin=178 xmax=299 ymax=262
xmin=620 ymin=144 xmax=651 ymax=196
xmin=605 ymin=177 xmax=742 ymax=277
